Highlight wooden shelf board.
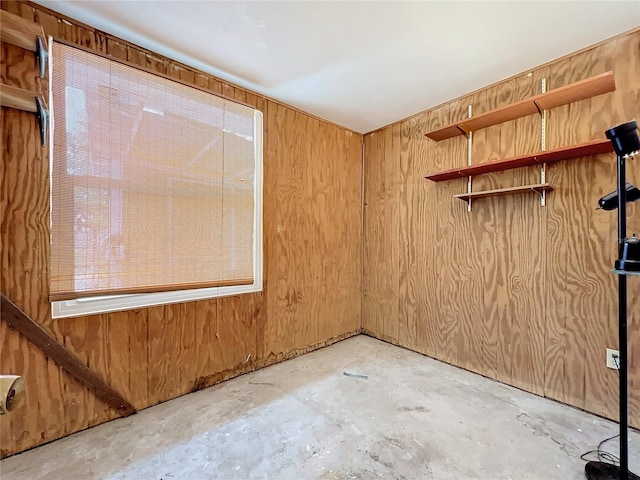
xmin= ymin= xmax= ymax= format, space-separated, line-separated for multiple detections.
xmin=454 ymin=184 xmax=553 ymax=201
xmin=530 ymin=139 xmax=613 ymax=163
xmin=535 ymin=72 xmax=615 ymax=110
xmin=424 ymin=71 xmax=615 ymax=141
xmin=425 ymin=139 xmax=613 ymax=182
xmin=1 ymin=10 xmax=47 ymax=52
xmin=458 ymin=101 xmax=538 ymax=134
xmin=425 ymin=124 xmax=464 ymax=142
xmin=0 ymin=84 xmax=39 ymax=113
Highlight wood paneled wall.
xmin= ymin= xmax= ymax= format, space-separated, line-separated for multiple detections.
xmin=363 ymin=29 xmax=640 ymax=427
xmin=0 ymin=2 xmax=362 ymax=457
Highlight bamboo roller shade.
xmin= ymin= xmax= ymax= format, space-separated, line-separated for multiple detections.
xmin=50 ymin=42 xmax=258 ymax=301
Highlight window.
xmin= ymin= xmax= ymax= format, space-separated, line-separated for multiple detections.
xmin=50 ymin=42 xmax=263 ymax=319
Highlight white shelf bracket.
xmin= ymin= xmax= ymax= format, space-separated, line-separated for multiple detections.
xmin=540 ymin=78 xmax=547 ymax=207
xmin=467 ymin=104 xmax=473 ymax=212
xmin=532 ymin=186 xmax=546 ymax=200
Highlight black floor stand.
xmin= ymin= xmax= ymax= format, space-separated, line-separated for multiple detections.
xmin=585 ymin=151 xmax=638 ymax=480
xmin=585 ymin=462 xmax=640 ymax=480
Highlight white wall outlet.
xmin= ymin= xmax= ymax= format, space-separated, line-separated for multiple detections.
xmin=607 ymin=348 xmax=620 ymax=369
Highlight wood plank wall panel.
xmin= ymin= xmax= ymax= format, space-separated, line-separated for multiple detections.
xmin=261 ymin=103 xmax=362 ymax=358
xmin=0 ymin=2 xmax=362 ymax=457
xmin=363 ymin=29 xmax=640 ymax=427
xmin=475 ymin=72 xmax=546 ymax=395
xmin=362 ymin=128 xmax=399 ymax=343
xmin=398 ymin=115 xmax=421 ymax=351
xmin=567 ymin=42 xmax=617 ymax=420
xmin=1 ymin=27 xmax=98 ymax=454
xmin=444 ymin=96 xmax=485 ymax=373
xmin=432 ymin=100 xmax=461 ymax=368
xmin=407 ymin=113 xmax=433 ymax=354
xmin=548 ymin=55 xmax=592 ymax=412
xmin=423 ymin=105 xmax=450 ymax=360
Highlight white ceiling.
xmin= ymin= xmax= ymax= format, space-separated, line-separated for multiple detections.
xmin=35 ymin=1 xmax=640 ymax=134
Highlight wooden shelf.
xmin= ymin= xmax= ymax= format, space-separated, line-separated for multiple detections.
xmin=425 ymin=139 xmax=613 ymax=182
xmin=425 ymin=71 xmax=615 ymax=141
xmin=454 ymin=184 xmax=553 ymax=202
xmin=1 ymin=83 xmax=49 ymax=146
xmin=1 ymin=10 xmax=47 ymax=52
xmin=1 ymin=84 xmax=40 ymax=113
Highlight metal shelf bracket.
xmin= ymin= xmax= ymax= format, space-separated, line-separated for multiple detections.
xmin=35 ymin=96 xmax=49 ymax=147
xmin=540 ymin=78 xmax=547 ymax=207
xmin=467 ymin=104 xmax=473 ymax=212
xmin=35 ymin=36 xmax=48 ymax=79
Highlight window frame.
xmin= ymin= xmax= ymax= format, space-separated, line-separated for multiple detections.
xmin=49 ymin=40 xmax=264 ymax=319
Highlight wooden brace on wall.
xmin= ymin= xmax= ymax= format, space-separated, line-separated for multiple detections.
xmin=0 ymin=293 xmax=136 ymax=416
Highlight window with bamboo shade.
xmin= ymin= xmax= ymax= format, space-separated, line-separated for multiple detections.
xmin=49 ymin=42 xmax=263 ymax=318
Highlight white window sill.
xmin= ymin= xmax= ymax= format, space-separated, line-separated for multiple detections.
xmin=51 ymin=281 xmax=262 ymax=319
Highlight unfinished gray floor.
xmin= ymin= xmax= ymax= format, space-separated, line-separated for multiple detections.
xmin=1 ymin=335 xmax=638 ymax=480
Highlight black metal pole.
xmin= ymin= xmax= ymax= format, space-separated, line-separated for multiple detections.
xmin=617 ymin=153 xmax=629 ymax=479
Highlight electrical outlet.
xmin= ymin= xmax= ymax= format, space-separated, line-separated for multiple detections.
xmin=607 ymin=348 xmax=620 ymax=369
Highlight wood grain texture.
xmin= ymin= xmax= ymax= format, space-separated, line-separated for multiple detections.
xmin=0 ymin=9 xmax=46 ymax=52
xmin=421 ymin=106 xmax=449 ymax=359
xmin=424 ymin=71 xmax=615 ymax=141
xmin=483 ymin=71 xmax=544 ymax=395
xmin=362 ymin=126 xmax=399 ymax=344
xmin=0 ymin=83 xmax=40 ymax=112
xmin=0 ymin=51 xmax=81 ymax=449
xmin=398 ymin=115 xmax=419 ymax=351
xmin=453 ymin=184 xmax=552 ymax=201
xmin=425 ymin=140 xmax=613 ymax=181
xmin=1 ymin=293 xmax=135 ymax=414
xmin=363 ymin=30 xmax=640 ymax=427
xmin=445 ymin=95 xmax=485 ymax=373
xmin=1 ymin=2 xmax=362 ymax=457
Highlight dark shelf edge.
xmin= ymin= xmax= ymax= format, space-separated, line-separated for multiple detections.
xmin=425 ymin=140 xmax=614 ymax=182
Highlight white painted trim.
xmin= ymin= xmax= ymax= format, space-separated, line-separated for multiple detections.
xmin=52 ymin=110 xmax=264 ymax=319
xmin=51 ymin=283 xmax=262 ymax=318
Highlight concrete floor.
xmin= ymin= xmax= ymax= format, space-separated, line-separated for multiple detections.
xmin=1 ymin=335 xmax=638 ymax=480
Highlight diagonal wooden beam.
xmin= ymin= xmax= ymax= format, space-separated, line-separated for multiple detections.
xmin=1 ymin=293 xmax=136 ymax=416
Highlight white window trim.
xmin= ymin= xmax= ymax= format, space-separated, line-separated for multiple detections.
xmin=51 ymin=110 xmax=264 ymax=319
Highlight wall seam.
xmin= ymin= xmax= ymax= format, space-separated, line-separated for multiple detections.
xmin=360 ymin=136 xmax=365 ymax=333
